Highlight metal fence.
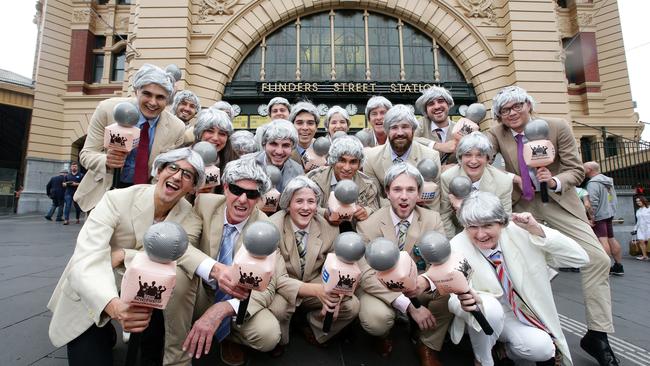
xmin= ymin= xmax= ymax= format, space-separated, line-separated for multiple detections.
xmin=578 ymin=139 xmax=650 ymax=190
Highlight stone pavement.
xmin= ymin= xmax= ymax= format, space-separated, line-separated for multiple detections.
xmin=1 ymin=214 xmax=649 ymax=366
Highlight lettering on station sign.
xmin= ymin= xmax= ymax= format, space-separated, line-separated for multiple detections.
xmin=259 ymin=81 xmax=442 ymax=94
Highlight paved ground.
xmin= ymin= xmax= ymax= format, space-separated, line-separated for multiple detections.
xmin=1 ymin=214 xmax=649 ymax=366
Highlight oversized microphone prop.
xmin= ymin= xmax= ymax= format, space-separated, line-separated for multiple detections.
xmin=230 ymin=221 xmax=280 ymax=325
xmin=418 ymin=231 xmax=494 ymax=335
xmin=321 ymin=232 xmax=365 ymax=333
xmin=303 ymin=136 xmax=331 ymax=172
xmin=257 ymin=165 xmax=281 ymax=213
xmin=327 ymin=179 xmax=358 ymax=222
xmin=165 ymin=64 xmax=182 ymax=83
xmin=435 ymin=102 xmax=485 ymax=164
xmin=355 ymin=129 xmax=373 ymax=148
xmin=448 ymin=175 xmax=473 ymax=211
xmin=331 ymin=131 xmax=348 ymax=141
xmin=523 ymin=119 xmax=556 ymax=203
xmin=104 ymin=102 xmax=140 ymax=188
xmin=417 ymin=158 xmax=439 ymax=205
xmin=193 ymin=141 xmax=220 ymax=190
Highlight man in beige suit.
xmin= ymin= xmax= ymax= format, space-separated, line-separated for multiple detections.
xmin=414 ymin=86 xmax=459 ymax=168
xmin=75 ymin=64 xmax=186 ymax=212
xmin=357 ymin=163 xmax=451 ymax=366
xmin=182 ymin=156 xmax=281 ymax=366
xmin=486 ymin=86 xmax=618 ymax=365
xmin=364 ymin=104 xmax=442 ymax=211
xmin=288 ymin=101 xmax=319 ymax=169
xmin=48 ymin=148 xmax=204 ymax=365
xmin=361 ymin=95 xmax=393 ymax=146
xmin=440 ymin=132 xmax=513 ymax=238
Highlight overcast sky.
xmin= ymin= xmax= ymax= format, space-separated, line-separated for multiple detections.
xmin=0 ymin=0 xmax=647 ymax=140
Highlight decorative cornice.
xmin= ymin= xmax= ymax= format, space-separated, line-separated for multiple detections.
xmin=457 ymin=0 xmax=496 ymax=24
xmin=198 ymin=0 xmax=239 ymax=21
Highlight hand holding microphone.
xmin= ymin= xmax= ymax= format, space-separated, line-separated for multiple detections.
xmin=327 ymin=179 xmax=359 ymax=223
xmin=417 ymin=159 xmax=439 ymax=205
xmin=193 ymin=142 xmax=220 ymax=192
xmin=448 ymin=175 xmax=473 ymax=212
xmin=105 ymin=102 xmax=140 ymax=188
xmin=523 ymin=119 xmax=556 ymax=203
xmin=303 ymin=136 xmax=331 ymax=172
xmin=258 ymin=165 xmax=281 ymax=214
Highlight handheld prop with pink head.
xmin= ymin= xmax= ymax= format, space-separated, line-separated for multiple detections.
xmin=523 ymin=119 xmax=555 ymax=203
xmin=327 ymin=179 xmax=359 ymax=222
xmin=105 ymin=102 xmax=140 ymax=188
xmin=303 ymin=136 xmax=331 ymax=172
xmin=193 ymin=141 xmax=220 ymax=190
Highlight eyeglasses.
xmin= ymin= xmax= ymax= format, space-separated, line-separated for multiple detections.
xmin=499 ymin=102 xmax=525 ymax=116
xmin=228 ymin=183 xmax=261 ymax=199
xmin=165 ymin=163 xmax=196 ymax=183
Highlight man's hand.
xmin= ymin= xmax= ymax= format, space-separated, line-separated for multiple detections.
xmin=535 ymin=167 xmax=556 ymax=189
xmin=106 ymin=148 xmax=129 ymax=169
xmin=512 ymin=174 xmax=523 ymax=191
xmin=110 ymin=248 xmax=125 ymax=268
xmin=324 ymin=209 xmax=343 ymax=226
xmin=407 ymin=304 xmax=436 ymax=331
xmin=404 ymin=275 xmax=430 ymax=298
xmin=511 ymin=212 xmax=545 ymax=237
xmin=104 ymin=298 xmax=152 ymax=333
xmin=182 ymin=302 xmax=235 ymax=359
xmin=353 ymin=206 xmax=369 ymax=221
xmin=209 ymin=262 xmax=248 ymax=299
xmin=458 ymin=289 xmax=481 ymax=312
xmin=448 ymin=193 xmax=463 ymax=212
xmin=434 ymin=139 xmax=457 ymax=154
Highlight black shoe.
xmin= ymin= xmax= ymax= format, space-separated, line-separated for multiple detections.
xmin=609 ymin=263 xmax=624 ymax=276
xmin=44 ymin=216 xmax=52 ymax=221
xmin=580 ymin=333 xmax=620 ymax=366
xmin=558 ymin=267 xmax=580 ymax=273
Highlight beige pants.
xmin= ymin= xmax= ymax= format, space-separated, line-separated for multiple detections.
xmin=162 ymin=270 xmax=200 ymax=366
xmin=515 ymin=195 xmax=614 ymax=333
xmin=357 ymin=290 xmax=453 ymax=351
xmin=268 ymin=293 xmax=360 ymax=345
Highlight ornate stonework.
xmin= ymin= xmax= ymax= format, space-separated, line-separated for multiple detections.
xmin=72 ymin=8 xmax=98 ymax=27
xmin=198 ymin=0 xmax=239 ymax=21
xmin=457 ymin=0 xmax=496 ymax=24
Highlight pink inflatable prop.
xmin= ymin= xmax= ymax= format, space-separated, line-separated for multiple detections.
xmin=120 ymin=252 xmax=177 ymax=310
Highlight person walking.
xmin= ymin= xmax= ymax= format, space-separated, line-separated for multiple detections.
xmin=45 ymin=170 xmax=66 ymax=221
xmin=62 ymin=162 xmax=84 ymax=225
xmin=633 ymin=196 xmax=650 ymax=261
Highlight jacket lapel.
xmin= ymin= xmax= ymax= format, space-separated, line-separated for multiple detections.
xmin=379 ymin=210 xmax=397 ymax=242
xmin=303 ymin=220 xmax=323 ymax=280
xmin=209 ymin=206 xmax=225 ymax=259
xmin=499 ymin=126 xmax=520 ymax=175
xmin=131 ymin=186 xmax=156 ymax=249
xmin=404 ymin=209 xmax=421 ymax=253
xmin=283 ymin=215 xmax=302 ymax=279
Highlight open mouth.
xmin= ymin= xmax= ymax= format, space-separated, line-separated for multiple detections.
xmin=165 ymin=181 xmax=180 ymax=193
xmin=233 ymin=204 xmax=249 ymax=213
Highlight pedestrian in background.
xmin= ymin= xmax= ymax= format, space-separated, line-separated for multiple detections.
xmin=63 ymin=162 xmax=84 ymax=225
xmin=45 ymin=170 xmax=66 ymax=222
xmin=633 ymin=196 xmax=650 ymax=261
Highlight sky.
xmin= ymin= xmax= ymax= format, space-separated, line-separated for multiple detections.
xmin=0 ymin=0 xmax=648 ymax=141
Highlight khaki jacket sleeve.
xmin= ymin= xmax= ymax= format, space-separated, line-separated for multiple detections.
xmin=80 ymin=99 xmax=113 ymax=175
xmin=553 ymin=120 xmax=585 ymax=194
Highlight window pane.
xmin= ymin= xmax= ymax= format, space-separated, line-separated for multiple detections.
xmin=333 ymin=11 xmax=365 ymax=81
xmin=437 ymin=49 xmax=465 ymax=82
xmin=92 ymin=54 xmax=104 ymax=83
xmin=367 ymin=14 xmax=399 ymax=81
xmin=111 ymin=50 xmax=125 ymax=82
xmin=232 ymin=46 xmax=262 ymax=81
xmin=94 ymin=35 xmax=106 ymax=49
xmin=300 ymin=12 xmax=331 ymax=80
xmin=402 ymin=26 xmax=434 ymax=81
xmin=265 ymin=25 xmax=297 ymax=80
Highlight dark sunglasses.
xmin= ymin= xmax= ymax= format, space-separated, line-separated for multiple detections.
xmin=228 ymin=183 xmax=261 ymax=199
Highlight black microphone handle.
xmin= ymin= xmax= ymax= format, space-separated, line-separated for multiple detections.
xmin=112 ymin=168 xmax=121 ymax=189
xmin=540 ymin=181 xmax=549 ymax=203
xmin=323 ymin=311 xmax=334 ymax=333
xmin=470 ymin=308 xmax=494 ymax=335
xmin=236 ymin=294 xmax=250 ymax=325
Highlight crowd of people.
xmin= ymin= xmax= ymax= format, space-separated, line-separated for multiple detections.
xmin=45 ymin=63 xmax=632 ymax=366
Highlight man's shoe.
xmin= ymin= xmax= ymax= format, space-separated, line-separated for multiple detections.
xmin=220 ymin=340 xmax=245 ymax=366
xmin=580 ymin=333 xmax=620 ymax=366
xmin=301 ymin=326 xmax=326 ymax=347
xmin=63 ymin=220 xmax=69 ymax=225
xmin=75 ymin=219 xmax=81 ymax=224
xmin=44 ymin=216 xmax=52 ymax=221
xmin=609 ymin=263 xmax=624 ymax=276
xmin=375 ymin=337 xmax=393 ymax=358
xmin=416 ymin=342 xmax=443 ymax=366
xmin=269 ymin=344 xmax=285 ymax=358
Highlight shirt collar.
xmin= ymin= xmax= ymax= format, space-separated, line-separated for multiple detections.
xmin=431 ymin=122 xmax=450 ymax=134
xmin=138 ymin=113 xmax=161 ymax=128
xmin=390 ymin=208 xmax=414 ymax=227
xmin=478 ymin=243 xmax=502 ymax=258
xmin=291 ymin=221 xmax=310 ymax=234
xmin=330 ymin=173 xmax=338 ymax=187
xmin=390 ymin=145 xmax=412 ymax=161
xmin=223 ymin=207 xmax=249 ymax=233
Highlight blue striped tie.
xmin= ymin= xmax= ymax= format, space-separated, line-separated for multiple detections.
xmin=214 ymin=224 xmax=238 ymax=342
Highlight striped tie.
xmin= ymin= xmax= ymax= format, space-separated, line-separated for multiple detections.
xmin=214 ymin=224 xmax=238 ymax=342
xmin=489 ymin=251 xmax=548 ymax=332
xmin=397 ymin=220 xmax=410 ymax=250
xmin=393 ymin=157 xmax=403 ymax=164
xmin=295 ymin=230 xmax=307 ymax=277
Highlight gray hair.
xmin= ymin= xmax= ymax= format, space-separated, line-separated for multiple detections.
xmin=327 ymin=135 xmax=365 ymax=166
xmin=230 ymin=130 xmax=260 ymax=156
xmin=193 ymin=108 xmax=234 ymax=142
xmin=132 ymin=64 xmax=175 ymax=101
xmin=261 ymin=119 xmax=298 ymax=147
xmin=289 ymin=101 xmax=320 ymax=127
xmin=492 ymin=86 xmax=536 ymax=122
xmin=211 ymin=100 xmax=235 ymax=120
xmin=171 ymin=90 xmax=201 ymax=115
xmin=222 ymin=155 xmax=272 ymax=195
xmin=151 ymin=147 xmax=206 ymax=188
xmin=415 ymin=86 xmax=454 ymax=115
xmin=383 ymin=104 xmax=419 ymax=132
xmin=324 ymin=106 xmax=350 ymax=130
xmin=455 ymin=132 xmax=494 ymax=161
xmin=267 ymin=97 xmax=291 ymax=116
xmin=383 ymin=162 xmax=423 ymax=192
xmin=457 ymin=191 xmax=509 ymax=227
xmin=365 ymin=96 xmax=393 ymax=120
xmin=279 ymin=176 xmax=323 ymax=210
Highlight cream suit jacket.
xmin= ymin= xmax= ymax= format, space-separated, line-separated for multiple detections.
xmin=306 ymin=166 xmax=381 ymax=217
xmin=363 ymin=142 xmax=441 ymax=211
xmin=485 ymin=118 xmax=587 ymax=221
xmin=439 ymin=164 xmax=513 ymax=238
xmin=75 ymin=97 xmax=186 ymax=211
xmin=415 ymin=118 xmax=457 ymax=164
xmin=47 ymin=185 xmax=201 ymax=347
xmin=448 ymin=223 xmax=589 ymax=365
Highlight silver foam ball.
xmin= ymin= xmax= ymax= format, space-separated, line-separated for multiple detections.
xmin=193 ymin=141 xmax=218 ymax=165
xmin=243 ymin=221 xmax=280 ymax=257
xmin=449 ymin=176 xmax=473 ymax=198
xmin=265 ymin=165 xmax=282 ymax=187
xmin=143 ymin=222 xmax=189 ymax=264
xmin=313 ymin=136 xmax=331 ymax=156
xmin=417 ymin=231 xmax=451 ymax=265
xmin=332 ymin=131 xmax=347 ymax=141
xmin=524 ymin=119 xmax=550 ymax=141
xmin=417 ymin=158 xmax=439 ymax=182
xmin=113 ymin=102 xmax=139 ymax=127
xmin=165 ymin=64 xmax=182 ymax=82
xmin=465 ymin=103 xmax=486 ymax=123
xmin=334 ymin=179 xmax=359 ymax=204
xmin=365 ymin=238 xmax=400 ymax=272
xmin=355 ymin=130 xmax=373 ymax=147
xmin=334 ymin=232 xmax=366 ymax=263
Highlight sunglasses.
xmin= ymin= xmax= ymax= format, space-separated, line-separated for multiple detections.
xmin=228 ymin=183 xmax=261 ymax=199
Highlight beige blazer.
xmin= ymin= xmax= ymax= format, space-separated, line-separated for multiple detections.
xmin=363 ymin=142 xmax=441 ymax=211
xmin=448 ymin=223 xmax=589 ymax=366
xmin=306 ymin=166 xmax=381 ymax=216
xmin=75 ymin=97 xmax=186 ymax=211
xmin=485 ymin=118 xmax=587 ymax=220
xmin=415 ymin=118 xmax=457 ymax=164
xmin=440 ymin=165 xmax=513 ymax=238
xmin=47 ymin=185 xmax=201 ymax=347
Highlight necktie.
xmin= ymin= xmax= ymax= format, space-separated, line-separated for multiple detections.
xmin=133 ymin=120 xmax=150 ymax=184
xmin=214 ymin=224 xmax=238 ymax=342
xmin=393 ymin=156 xmax=403 ymax=164
xmin=295 ymin=230 xmax=307 ymax=277
xmin=515 ymin=134 xmax=534 ymax=201
xmin=397 ymin=220 xmax=410 ymax=250
xmin=488 ymin=251 xmax=547 ymax=331
xmin=435 ymin=128 xmax=443 ymax=141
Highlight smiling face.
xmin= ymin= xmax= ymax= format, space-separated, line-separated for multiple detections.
xmin=270 ymin=104 xmax=290 ymax=120
xmin=333 ymin=154 xmax=360 ymax=181
xmin=498 ymin=101 xmax=531 ymax=133
xmin=264 ymin=138 xmax=293 ymax=167
xmin=466 ymin=222 xmax=504 ymax=251
xmin=328 ymin=113 xmax=349 ymax=136
xmin=224 ymin=179 xmax=260 ymax=224
xmin=175 ymin=99 xmax=198 ymax=123
xmin=201 ymin=127 xmax=229 ymax=152
xmin=136 ymin=83 xmax=169 ymax=120
xmin=425 ymin=98 xmax=450 ymax=127
xmin=293 ymin=111 xmax=318 ymax=148
xmin=288 ymin=187 xmax=318 ymax=229
xmin=369 ymin=107 xmax=388 ymax=135
xmin=388 ymin=121 xmax=414 ymax=155
xmin=460 ymin=149 xmax=488 ymax=183
xmin=387 ymin=173 xmax=419 ymax=219
xmin=154 ymin=160 xmax=197 ymax=207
